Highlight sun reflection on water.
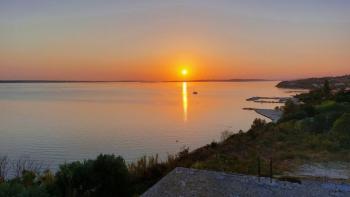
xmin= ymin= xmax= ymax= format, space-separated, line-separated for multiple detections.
xmin=182 ymin=82 xmax=188 ymax=122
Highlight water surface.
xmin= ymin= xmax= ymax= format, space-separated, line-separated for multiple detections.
xmin=0 ymin=81 xmax=296 ymax=169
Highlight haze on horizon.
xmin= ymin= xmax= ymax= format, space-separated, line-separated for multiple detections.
xmin=1 ymin=0 xmax=349 ymax=81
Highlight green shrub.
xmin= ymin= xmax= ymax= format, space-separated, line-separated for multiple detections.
xmin=19 ymin=185 xmax=51 ymax=197
xmin=0 ymin=183 xmax=24 ymax=197
xmin=55 ymin=154 xmax=131 ymax=197
xmin=335 ymin=91 xmax=350 ymax=102
xmin=316 ymin=101 xmax=350 ymax=114
xmin=92 ymin=154 xmax=130 ymax=196
xmin=331 ymin=113 xmax=350 ymax=148
xmin=297 ymin=111 xmax=342 ymax=133
xmin=21 ymin=171 xmax=36 ymax=188
xmin=280 ymin=102 xmax=317 ymax=122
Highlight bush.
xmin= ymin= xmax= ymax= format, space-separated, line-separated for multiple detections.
xmin=316 ymin=101 xmax=350 ymax=114
xmin=55 ymin=154 xmax=131 ymax=197
xmin=297 ymin=111 xmax=342 ymax=134
xmin=0 ymin=183 xmax=24 ymax=197
xmin=283 ymin=99 xmax=299 ymax=115
xmin=92 ymin=154 xmax=130 ymax=196
xmin=335 ymin=91 xmax=350 ymax=102
xmin=0 ymin=182 xmax=50 ymax=197
xmin=250 ymin=119 xmax=267 ymax=131
xmin=332 ymin=113 xmax=350 ymax=133
xmin=20 ymin=185 xmax=51 ymax=197
xmin=331 ymin=113 xmax=350 ymax=148
xmin=55 ymin=160 xmax=93 ymax=196
xmin=296 ymin=90 xmax=323 ymax=104
xmin=220 ymin=130 xmax=234 ymax=142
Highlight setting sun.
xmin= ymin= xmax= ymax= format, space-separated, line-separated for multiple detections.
xmin=181 ymin=69 xmax=188 ymax=76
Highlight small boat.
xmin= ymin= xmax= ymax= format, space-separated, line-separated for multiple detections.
xmin=193 ymin=91 xmax=198 ymax=95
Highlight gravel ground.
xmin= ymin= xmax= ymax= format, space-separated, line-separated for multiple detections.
xmin=142 ymin=167 xmax=350 ymax=197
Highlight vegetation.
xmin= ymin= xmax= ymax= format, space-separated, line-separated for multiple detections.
xmin=1 ymin=81 xmax=350 ymax=196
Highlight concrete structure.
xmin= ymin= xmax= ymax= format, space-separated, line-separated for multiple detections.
xmin=254 ymin=109 xmax=282 ymax=123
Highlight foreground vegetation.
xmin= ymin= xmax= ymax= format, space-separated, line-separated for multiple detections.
xmin=1 ymin=81 xmax=350 ymax=196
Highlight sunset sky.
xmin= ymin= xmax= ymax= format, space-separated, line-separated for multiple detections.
xmin=1 ymin=0 xmax=349 ymax=81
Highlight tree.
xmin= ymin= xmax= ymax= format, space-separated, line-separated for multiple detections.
xmin=322 ymin=80 xmax=331 ymax=96
xmin=283 ymin=99 xmax=298 ymax=115
xmin=55 ymin=154 xmax=131 ymax=197
xmin=92 ymin=154 xmax=131 ymax=196
xmin=250 ymin=119 xmax=267 ymax=132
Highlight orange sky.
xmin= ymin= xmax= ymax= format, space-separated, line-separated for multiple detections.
xmin=1 ymin=1 xmax=349 ymax=81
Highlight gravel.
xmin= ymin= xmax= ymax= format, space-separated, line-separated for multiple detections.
xmin=142 ymin=167 xmax=350 ymax=197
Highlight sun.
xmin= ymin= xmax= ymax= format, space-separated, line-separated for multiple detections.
xmin=181 ymin=69 xmax=188 ymax=76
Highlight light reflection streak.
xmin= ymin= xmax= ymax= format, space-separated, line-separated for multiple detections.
xmin=182 ymin=82 xmax=188 ymax=122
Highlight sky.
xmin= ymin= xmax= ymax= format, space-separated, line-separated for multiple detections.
xmin=1 ymin=0 xmax=349 ymax=81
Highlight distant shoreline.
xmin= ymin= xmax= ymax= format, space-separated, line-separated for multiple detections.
xmin=276 ymin=74 xmax=350 ymax=89
xmin=0 ymin=79 xmax=273 ymax=83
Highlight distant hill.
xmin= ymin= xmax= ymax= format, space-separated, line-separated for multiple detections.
xmin=276 ymin=75 xmax=350 ymax=89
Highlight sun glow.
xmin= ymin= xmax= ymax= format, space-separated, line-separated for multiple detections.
xmin=181 ymin=69 xmax=188 ymax=76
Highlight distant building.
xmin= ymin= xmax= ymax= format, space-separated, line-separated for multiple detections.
xmin=334 ymin=83 xmax=345 ymax=87
xmin=312 ymin=83 xmax=320 ymax=88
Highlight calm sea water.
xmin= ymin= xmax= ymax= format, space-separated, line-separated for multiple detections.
xmin=0 ymin=81 xmax=297 ymax=170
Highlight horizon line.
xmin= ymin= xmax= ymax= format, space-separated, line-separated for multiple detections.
xmin=1 ymin=74 xmax=347 ymax=83
xmin=0 ymin=79 xmax=275 ymax=83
